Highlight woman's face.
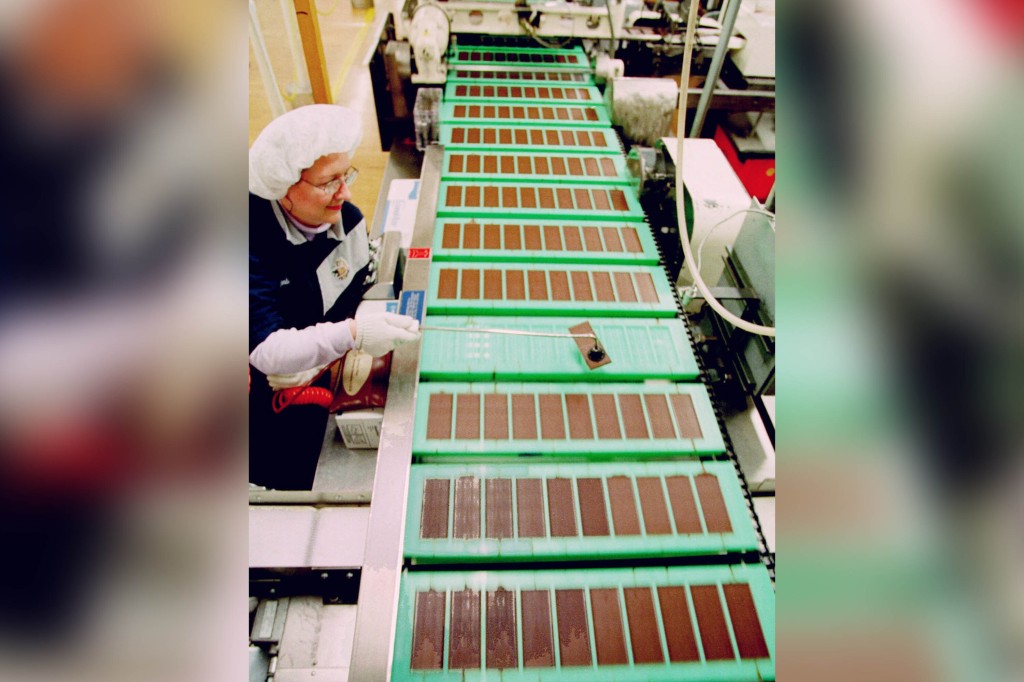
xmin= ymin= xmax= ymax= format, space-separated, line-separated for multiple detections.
xmin=282 ymin=152 xmax=354 ymax=226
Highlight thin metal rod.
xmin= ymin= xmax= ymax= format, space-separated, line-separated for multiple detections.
xmin=279 ymin=0 xmax=311 ymax=93
xmin=249 ymin=0 xmax=287 ymax=118
xmin=690 ymin=0 xmax=743 ymax=137
xmin=421 ymin=325 xmax=598 ymax=342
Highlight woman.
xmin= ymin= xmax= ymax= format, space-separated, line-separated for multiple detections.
xmin=248 ymin=104 xmax=419 ymax=489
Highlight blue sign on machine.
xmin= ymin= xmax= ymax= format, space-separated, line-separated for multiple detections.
xmin=399 ymin=289 xmax=425 ymax=323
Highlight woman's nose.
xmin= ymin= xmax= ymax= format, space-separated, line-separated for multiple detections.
xmin=334 ymin=183 xmax=352 ymax=202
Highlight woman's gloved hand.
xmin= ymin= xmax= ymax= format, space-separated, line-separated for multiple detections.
xmin=354 ymin=312 xmax=421 ymax=357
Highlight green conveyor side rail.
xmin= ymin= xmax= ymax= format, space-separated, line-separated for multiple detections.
xmin=431 ymin=218 xmax=657 ymax=264
xmin=437 ymin=181 xmax=645 ymax=221
xmin=445 ymin=82 xmax=604 ymax=105
xmin=440 ymin=151 xmax=630 ymax=186
xmin=447 ymin=45 xmax=591 ymax=69
xmin=440 ymin=123 xmax=622 ymax=154
xmin=419 ymin=316 xmax=698 ymax=381
xmin=442 ymin=101 xmax=612 ymax=127
xmin=426 ymin=263 xmax=678 ymax=318
xmin=447 ymin=68 xmax=595 ymax=85
xmin=404 ymin=461 xmax=757 ymax=562
xmin=412 ymin=382 xmax=725 ymax=457
xmin=392 ymin=564 xmax=775 ymax=681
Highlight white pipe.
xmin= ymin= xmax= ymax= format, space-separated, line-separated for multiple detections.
xmin=250 ymin=0 xmax=287 ymax=118
xmin=676 ymin=0 xmax=776 ymax=337
xmin=279 ymin=0 xmax=312 ymax=93
xmin=694 ymin=208 xmax=775 ymax=275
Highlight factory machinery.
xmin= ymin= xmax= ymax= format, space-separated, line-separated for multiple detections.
xmin=250 ymin=17 xmax=775 ymax=682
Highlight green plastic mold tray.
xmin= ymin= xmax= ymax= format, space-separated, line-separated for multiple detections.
xmin=392 ymin=563 xmax=775 ymax=680
xmin=419 ymin=316 xmax=698 ymax=381
xmin=440 ymin=124 xmax=622 ymax=154
xmin=412 ymin=381 xmax=725 ymax=457
xmin=447 ymin=68 xmax=594 ymax=85
xmin=442 ymin=101 xmax=612 ymax=127
xmin=437 ymin=182 xmax=645 ymax=221
xmin=447 ymin=45 xmax=591 ymax=70
xmin=441 ymin=151 xmax=629 ymax=185
xmin=404 ymin=461 xmax=757 ymax=563
xmin=445 ymin=82 xmax=604 ymax=105
xmin=427 ymin=263 xmax=678 ymax=318
xmin=431 ymin=219 xmax=657 ymax=264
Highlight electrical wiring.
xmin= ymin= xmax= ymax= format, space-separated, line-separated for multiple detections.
xmin=519 ymin=17 xmax=573 ymax=49
xmin=693 ymin=208 xmax=775 ymax=275
xmin=606 ymin=0 xmax=617 ymax=58
xmin=272 ymin=385 xmax=334 ymax=412
xmin=674 ymin=0 xmax=775 ymax=337
xmin=269 ymin=359 xmax=340 ymax=413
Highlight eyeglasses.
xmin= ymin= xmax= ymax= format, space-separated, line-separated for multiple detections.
xmin=302 ymin=167 xmax=359 ymax=195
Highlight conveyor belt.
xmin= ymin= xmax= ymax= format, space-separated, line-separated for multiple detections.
xmin=376 ymin=43 xmax=771 ymax=680
xmin=428 ymin=263 xmax=676 ymax=317
xmin=447 ymin=45 xmax=590 ymax=68
xmin=438 ymin=182 xmax=644 ymax=219
xmin=413 ymin=382 xmax=725 ymax=457
xmin=442 ymin=151 xmax=629 ymax=184
xmin=419 ymin=316 xmax=698 ymax=381
xmin=441 ymin=124 xmax=622 ymax=153
xmin=392 ymin=564 xmax=775 ymax=680
xmin=446 ymin=82 xmax=604 ymax=105
xmin=443 ymin=101 xmax=611 ymax=127
xmin=448 ymin=68 xmax=594 ymax=84
xmin=433 ymin=219 xmax=656 ymax=263
xmin=404 ymin=461 xmax=757 ymax=562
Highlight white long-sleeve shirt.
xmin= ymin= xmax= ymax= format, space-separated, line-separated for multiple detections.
xmin=248 ymin=320 xmax=354 ymax=375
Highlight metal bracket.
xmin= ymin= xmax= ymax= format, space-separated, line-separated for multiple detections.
xmin=251 ymin=597 xmax=290 ymax=647
xmin=250 ymin=569 xmax=362 ymax=605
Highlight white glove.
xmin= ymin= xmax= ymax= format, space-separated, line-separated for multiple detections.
xmin=266 ymin=363 xmax=329 ymax=391
xmin=354 ymin=312 xmax=421 ymax=357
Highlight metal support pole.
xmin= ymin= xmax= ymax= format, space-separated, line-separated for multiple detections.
xmin=279 ymin=0 xmax=312 ymax=95
xmin=689 ymin=0 xmax=742 ymax=137
xmin=293 ymin=0 xmax=333 ymax=104
xmin=249 ymin=0 xmax=287 ymax=118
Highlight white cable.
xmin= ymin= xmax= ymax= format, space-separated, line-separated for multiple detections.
xmin=675 ymin=0 xmax=776 ymax=337
xmin=519 ymin=18 xmax=572 ymax=49
xmin=694 ymin=208 xmax=775 ymax=274
xmin=607 ymin=0 xmax=617 ymax=58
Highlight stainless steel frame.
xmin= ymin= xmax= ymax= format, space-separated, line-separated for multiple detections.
xmin=347 ymin=145 xmax=443 ymax=680
xmin=690 ymin=0 xmax=744 ymax=136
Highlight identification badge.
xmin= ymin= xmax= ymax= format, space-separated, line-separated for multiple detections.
xmin=334 ymin=257 xmax=350 ymax=280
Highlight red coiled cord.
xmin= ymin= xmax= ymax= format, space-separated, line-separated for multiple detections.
xmin=271 ymin=386 xmax=334 ymax=413
xmin=269 ymin=360 xmax=340 ymax=414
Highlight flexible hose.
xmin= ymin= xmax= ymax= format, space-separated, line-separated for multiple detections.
xmin=272 ymin=386 xmax=334 ymax=412
xmin=269 ymin=359 xmax=339 ymax=413
xmin=694 ymin=208 xmax=775 ymax=274
xmin=675 ymin=0 xmax=776 ymax=337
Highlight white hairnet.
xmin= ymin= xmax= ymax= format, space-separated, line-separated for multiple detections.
xmin=248 ymin=104 xmax=363 ymax=200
